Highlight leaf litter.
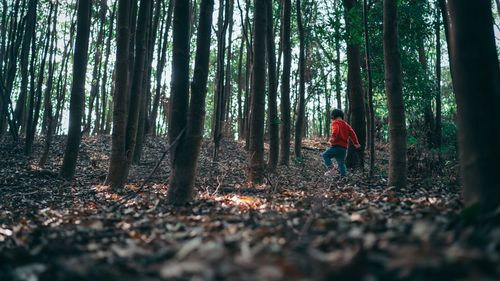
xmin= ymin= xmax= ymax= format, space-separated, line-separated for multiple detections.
xmin=0 ymin=136 xmax=499 ymax=281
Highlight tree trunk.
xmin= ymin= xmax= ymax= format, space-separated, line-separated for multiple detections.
xmin=25 ymin=5 xmax=54 ymax=155
xmin=344 ymin=0 xmax=366 ymax=170
xmin=434 ymin=4 xmax=442 ymax=148
xmin=383 ymin=0 xmax=407 ymax=188
xmin=249 ymin=0 xmax=266 ymax=183
xmin=447 ymin=0 xmax=500 ymax=213
xmin=168 ymin=0 xmax=214 ymax=205
xmin=151 ymin=0 xmax=173 ymax=136
xmin=363 ymin=0 xmax=375 ymax=177
xmin=60 ymin=0 xmax=92 ymax=179
xmin=99 ymin=2 xmax=116 ymax=134
xmin=123 ymin=0 xmax=151 ymax=174
xmin=168 ymin=0 xmax=191 ymax=167
xmin=106 ymin=0 xmax=132 ymax=188
xmin=213 ymin=0 xmax=230 ymax=160
xmin=294 ymin=0 xmax=306 ymax=160
xmin=279 ymin=0 xmax=291 ymax=165
xmin=237 ymin=35 xmax=245 ymax=139
xmin=334 ymin=0 xmax=342 ymax=109
xmin=14 ymin=0 xmax=37 ymax=136
xmin=266 ymin=0 xmax=279 ymax=171
xmin=40 ymin=3 xmax=59 ymax=167
xmin=224 ymin=0 xmax=234 ymax=135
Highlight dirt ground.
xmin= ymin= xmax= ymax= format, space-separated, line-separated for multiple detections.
xmin=0 ymin=136 xmax=498 ymax=281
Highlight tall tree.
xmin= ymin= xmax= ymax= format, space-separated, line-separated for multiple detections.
xmin=343 ymin=0 xmax=366 ymax=169
xmin=383 ymin=0 xmax=407 ymax=188
xmin=86 ymin=0 xmax=108 ymax=133
xmin=266 ymin=0 xmax=279 ymax=171
xmin=150 ymin=0 xmax=173 ymax=135
xmin=213 ymin=0 xmax=231 ymax=160
xmin=25 ymin=4 xmax=54 ymax=155
xmin=249 ymin=0 xmax=266 ymax=183
xmin=168 ymin=0 xmax=214 ymax=205
xmin=294 ymin=0 xmax=306 ymax=160
xmin=168 ymin=0 xmax=191 ymax=169
xmin=39 ymin=2 xmax=59 ymax=167
xmin=363 ymin=0 xmax=375 ymax=177
xmin=14 ymin=0 xmax=37 ymax=136
xmin=106 ymin=0 xmax=132 ymax=189
xmin=447 ymin=0 xmax=500 ymax=213
xmin=434 ymin=3 xmax=442 ymax=148
xmin=124 ymin=0 xmax=151 ymax=170
xmin=60 ymin=0 xmax=92 ymax=179
xmin=279 ymin=0 xmax=291 ymax=165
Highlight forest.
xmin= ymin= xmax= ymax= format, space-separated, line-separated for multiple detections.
xmin=0 ymin=0 xmax=500 ymax=280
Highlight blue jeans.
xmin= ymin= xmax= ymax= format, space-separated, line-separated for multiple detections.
xmin=322 ymin=146 xmax=347 ymax=176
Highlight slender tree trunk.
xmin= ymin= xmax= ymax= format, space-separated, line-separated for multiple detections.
xmin=237 ymin=35 xmax=245 ymax=139
xmin=26 ymin=5 xmax=54 ymax=155
xmin=86 ymin=1 xmax=107 ymax=134
xmin=249 ymin=0 xmax=266 ymax=183
xmin=279 ymin=0 xmax=291 ymax=165
xmin=447 ymin=0 xmax=500 ymax=213
xmin=106 ymin=0 xmax=132 ymax=188
xmin=40 ymin=3 xmax=59 ymax=167
xmin=213 ymin=0 xmax=230 ymax=160
xmin=15 ymin=0 xmax=36 ymax=136
xmin=123 ymin=0 xmax=151 ymax=174
xmin=434 ymin=4 xmax=442 ymax=148
xmin=266 ymin=0 xmax=279 ymax=171
xmin=294 ymin=0 xmax=306 ymax=160
xmin=168 ymin=0 xmax=190 ymax=167
xmin=363 ymin=0 xmax=375 ymax=177
xmin=60 ymin=0 xmax=92 ymax=179
xmin=151 ymin=0 xmax=173 ymax=136
xmin=168 ymin=0 xmax=214 ymax=205
xmin=418 ymin=33 xmax=434 ymax=148
xmin=223 ymin=0 xmax=234 ymax=135
xmin=437 ymin=0 xmax=454 ymax=87
xmin=99 ymin=2 xmax=116 ymax=134
xmin=334 ymin=1 xmax=342 ymax=109
xmin=383 ymin=0 xmax=407 ymax=188
xmin=344 ymin=0 xmax=366 ymax=170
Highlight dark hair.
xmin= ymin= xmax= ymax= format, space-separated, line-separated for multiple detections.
xmin=331 ymin=109 xmax=344 ymax=119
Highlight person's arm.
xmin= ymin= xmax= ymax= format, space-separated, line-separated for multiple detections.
xmin=348 ymin=125 xmax=361 ymax=148
xmin=330 ymin=122 xmax=339 ymax=146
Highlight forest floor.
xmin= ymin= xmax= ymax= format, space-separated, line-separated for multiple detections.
xmin=0 ymin=136 xmax=499 ymax=281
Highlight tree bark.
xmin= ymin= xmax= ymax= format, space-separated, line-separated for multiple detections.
xmin=60 ymin=0 xmax=92 ymax=179
xmin=106 ymin=0 xmax=132 ymax=188
xmin=151 ymin=0 xmax=173 ymax=136
xmin=447 ymin=0 xmax=500 ymax=213
xmin=383 ymin=0 xmax=407 ymax=188
xmin=26 ymin=5 xmax=54 ymax=155
xmin=40 ymin=3 xmax=59 ymax=167
xmin=213 ymin=0 xmax=231 ymax=160
xmin=294 ymin=0 xmax=306 ymax=160
xmin=266 ymin=0 xmax=279 ymax=171
xmin=168 ymin=0 xmax=191 ymax=167
xmin=344 ymin=0 xmax=366 ymax=170
xmin=279 ymin=0 xmax=291 ymax=165
xmin=168 ymin=0 xmax=214 ymax=205
xmin=434 ymin=4 xmax=442 ymax=148
xmin=249 ymin=0 xmax=266 ymax=183
xmin=99 ymin=2 xmax=116 ymax=134
xmin=363 ymin=0 xmax=375 ymax=177
xmin=14 ymin=0 xmax=37 ymax=136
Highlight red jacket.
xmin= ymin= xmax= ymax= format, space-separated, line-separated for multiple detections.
xmin=329 ymin=119 xmax=360 ymax=148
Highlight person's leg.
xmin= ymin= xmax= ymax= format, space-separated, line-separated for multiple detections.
xmin=333 ymin=147 xmax=347 ymax=176
xmin=322 ymin=147 xmax=336 ymax=169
